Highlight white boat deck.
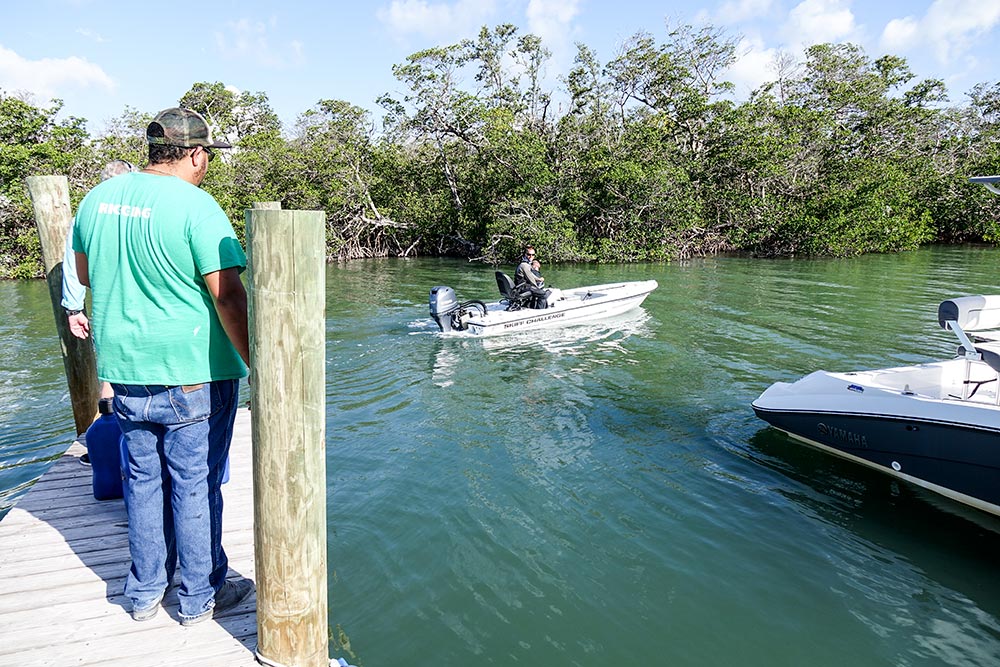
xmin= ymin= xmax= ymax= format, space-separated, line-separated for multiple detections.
xmin=839 ymin=357 xmax=1000 ymax=403
xmin=0 ymin=409 xmax=259 ymax=667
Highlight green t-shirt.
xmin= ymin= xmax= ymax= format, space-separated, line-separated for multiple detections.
xmin=73 ymin=172 xmax=247 ymax=384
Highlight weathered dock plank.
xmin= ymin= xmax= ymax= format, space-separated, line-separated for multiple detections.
xmin=0 ymin=409 xmax=259 ymax=667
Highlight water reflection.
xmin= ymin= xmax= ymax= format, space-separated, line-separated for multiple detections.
xmin=747 ymin=428 xmax=1000 ymax=588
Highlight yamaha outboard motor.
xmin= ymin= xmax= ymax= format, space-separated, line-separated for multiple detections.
xmin=429 ymin=286 xmax=489 ymax=333
xmin=429 ymin=286 xmax=460 ymax=332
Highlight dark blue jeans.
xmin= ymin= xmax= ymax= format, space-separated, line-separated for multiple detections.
xmin=113 ymin=380 xmax=238 ymax=618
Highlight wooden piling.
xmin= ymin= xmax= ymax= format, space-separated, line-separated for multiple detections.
xmin=253 ymin=201 xmax=282 ymax=210
xmin=246 ymin=208 xmax=328 ymax=667
xmin=25 ymin=175 xmax=100 ymax=435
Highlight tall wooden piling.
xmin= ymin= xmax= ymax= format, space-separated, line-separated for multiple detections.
xmin=247 ymin=208 xmax=328 ymax=667
xmin=25 ymin=175 xmax=100 ymax=435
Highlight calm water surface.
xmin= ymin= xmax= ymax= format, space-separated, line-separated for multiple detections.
xmin=3 ymin=247 xmax=1000 ymax=666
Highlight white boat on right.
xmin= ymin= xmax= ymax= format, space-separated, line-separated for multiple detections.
xmin=753 ymin=175 xmax=1000 ymax=517
xmin=753 ymin=294 xmax=1000 ymax=516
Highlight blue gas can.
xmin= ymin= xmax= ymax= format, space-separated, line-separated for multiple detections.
xmin=87 ymin=398 xmax=123 ymax=500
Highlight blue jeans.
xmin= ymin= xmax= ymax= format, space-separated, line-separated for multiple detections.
xmin=113 ymin=380 xmax=238 ymax=618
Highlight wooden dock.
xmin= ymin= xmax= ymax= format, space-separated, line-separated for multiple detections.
xmin=0 ymin=408 xmax=259 ymax=667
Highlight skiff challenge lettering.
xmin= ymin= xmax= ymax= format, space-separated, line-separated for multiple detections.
xmin=97 ymin=202 xmax=152 ymax=219
xmin=502 ymin=311 xmax=566 ymax=330
xmin=817 ymin=422 xmax=868 ymax=447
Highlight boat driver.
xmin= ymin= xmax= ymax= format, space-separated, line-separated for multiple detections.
xmin=514 ymin=245 xmax=541 ymax=288
xmin=514 ymin=247 xmax=553 ymax=308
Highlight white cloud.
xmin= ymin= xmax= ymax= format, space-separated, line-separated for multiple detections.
xmin=880 ymin=16 xmax=919 ymax=52
xmin=75 ymin=28 xmax=108 ymax=44
xmin=710 ymin=0 xmax=774 ymax=25
xmin=526 ymin=0 xmax=581 ymax=32
xmin=0 ymin=44 xmax=114 ymax=101
xmin=783 ymin=0 xmax=858 ymax=50
xmin=376 ymin=0 xmax=498 ymax=42
xmin=879 ymin=0 xmax=1000 ymax=64
xmin=525 ymin=0 xmax=581 ymax=68
xmin=214 ymin=18 xmax=305 ymax=68
xmin=726 ymin=36 xmax=782 ymax=97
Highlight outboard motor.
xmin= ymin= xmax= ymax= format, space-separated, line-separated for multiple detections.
xmin=430 ymin=286 xmax=460 ymax=332
xmin=429 ymin=286 xmax=489 ymax=333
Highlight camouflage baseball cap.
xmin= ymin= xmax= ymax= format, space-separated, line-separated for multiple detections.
xmin=146 ymin=107 xmax=232 ymax=148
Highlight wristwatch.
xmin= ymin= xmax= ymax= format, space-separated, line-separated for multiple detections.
xmin=65 ymin=308 xmax=84 ymax=316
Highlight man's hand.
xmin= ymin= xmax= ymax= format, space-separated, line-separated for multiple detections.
xmin=68 ymin=312 xmax=91 ymax=339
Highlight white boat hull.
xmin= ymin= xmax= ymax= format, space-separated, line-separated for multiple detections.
xmin=430 ymin=280 xmax=658 ymax=337
xmin=752 ymin=360 xmax=1000 ymax=516
xmin=466 ymin=281 xmax=657 ymax=336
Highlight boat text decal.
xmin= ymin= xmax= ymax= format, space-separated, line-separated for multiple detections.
xmin=817 ymin=422 xmax=868 ymax=448
xmin=502 ymin=311 xmax=567 ymax=330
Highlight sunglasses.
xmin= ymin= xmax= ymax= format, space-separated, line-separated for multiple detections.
xmin=172 ymin=144 xmax=216 ymax=162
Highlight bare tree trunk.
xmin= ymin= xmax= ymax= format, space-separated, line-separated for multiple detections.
xmin=436 ymin=133 xmax=463 ymax=212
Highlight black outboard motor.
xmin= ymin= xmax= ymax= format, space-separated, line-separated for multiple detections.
xmin=429 ymin=286 xmax=460 ymax=332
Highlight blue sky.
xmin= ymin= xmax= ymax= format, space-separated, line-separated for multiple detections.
xmin=2 ymin=0 xmax=999 ymax=135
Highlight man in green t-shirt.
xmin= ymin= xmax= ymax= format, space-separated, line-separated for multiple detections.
xmin=73 ymin=107 xmax=254 ymax=626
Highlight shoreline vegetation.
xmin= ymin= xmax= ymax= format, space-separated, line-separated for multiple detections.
xmin=1 ymin=23 xmax=999 ymax=280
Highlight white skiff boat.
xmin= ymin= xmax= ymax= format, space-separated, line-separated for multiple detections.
xmin=429 ymin=271 xmax=657 ymax=337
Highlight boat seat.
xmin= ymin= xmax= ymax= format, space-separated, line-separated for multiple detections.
xmin=495 ymin=271 xmax=534 ymax=311
xmin=496 ymin=271 xmax=550 ymax=310
xmin=957 ymin=343 xmax=1000 ymax=403
xmin=957 ymin=344 xmax=1000 ymax=374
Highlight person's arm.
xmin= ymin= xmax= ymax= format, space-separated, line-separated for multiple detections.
xmin=64 ymin=231 xmax=92 ymax=339
xmin=61 ymin=229 xmax=86 ymax=310
xmin=75 ymin=251 xmax=90 ymax=288
xmin=204 ymin=267 xmax=250 ymax=367
xmin=518 ymin=261 xmax=540 ymax=287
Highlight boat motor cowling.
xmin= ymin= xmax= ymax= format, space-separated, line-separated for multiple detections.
xmin=430 ymin=286 xmax=460 ymax=332
xmin=429 ymin=286 xmax=489 ymax=333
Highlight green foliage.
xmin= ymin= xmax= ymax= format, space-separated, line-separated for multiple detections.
xmin=2 ymin=30 xmax=1000 ymax=278
xmin=0 ymin=94 xmax=90 ymax=277
xmin=87 ymin=106 xmax=151 ymax=182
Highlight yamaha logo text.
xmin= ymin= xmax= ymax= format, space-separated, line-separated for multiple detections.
xmin=817 ymin=422 xmax=868 ymax=447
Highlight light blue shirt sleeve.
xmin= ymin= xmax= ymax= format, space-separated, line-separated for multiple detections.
xmin=61 ymin=225 xmax=86 ymax=310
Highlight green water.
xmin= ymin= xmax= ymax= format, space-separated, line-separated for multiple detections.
xmin=4 ymin=248 xmax=1000 ymax=666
